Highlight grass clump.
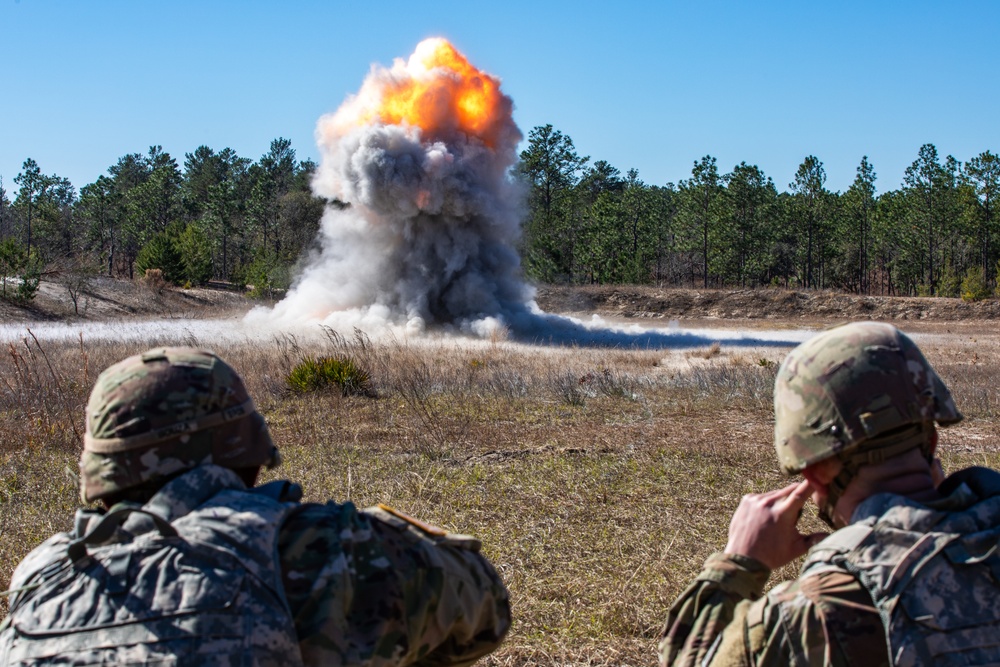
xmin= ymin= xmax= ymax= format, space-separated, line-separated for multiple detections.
xmin=287 ymin=355 xmax=373 ymax=397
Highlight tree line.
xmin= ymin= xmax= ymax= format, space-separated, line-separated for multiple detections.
xmin=2 ymin=127 xmax=997 ymax=304
xmin=518 ymin=124 xmax=999 ymax=298
xmin=0 ymin=138 xmax=324 ymax=300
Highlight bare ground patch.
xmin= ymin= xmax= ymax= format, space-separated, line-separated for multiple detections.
xmin=0 ymin=276 xmax=258 ymax=323
xmin=536 ymin=285 xmax=1000 ymax=334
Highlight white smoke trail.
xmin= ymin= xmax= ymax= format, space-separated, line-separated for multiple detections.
xmin=0 ymin=317 xmax=818 ymax=348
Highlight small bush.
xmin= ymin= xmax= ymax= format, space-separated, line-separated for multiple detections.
xmin=993 ymin=259 xmax=1000 ymax=299
xmin=938 ymin=261 xmax=962 ymax=298
xmin=580 ymin=367 xmax=640 ymax=400
xmin=177 ymin=223 xmax=213 ymax=286
xmin=136 ymin=232 xmax=184 ymax=284
xmin=14 ymin=253 xmax=41 ymax=303
xmin=553 ymin=371 xmax=590 ymax=406
xmin=287 ymin=355 xmax=373 ymax=396
xmin=0 ymin=238 xmax=27 ymax=299
xmin=141 ymin=268 xmax=167 ymax=293
xmin=244 ymin=253 xmax=290 ymax=300
xmin=694 ymin=342 xmax=721 ymax=359
xmin=962 ymin=266 xmax=991 ymax=302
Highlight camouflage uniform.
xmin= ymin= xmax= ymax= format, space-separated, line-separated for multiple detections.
xmin=1 ymin=348 xmax=510 ymax=667
xmin=2 ymin=464 xmax=306 ymax=666
xmin=279 ymin=498 xmax=509 ymax=665
xmin=658 ymin=323 xmax=1000 ymax=667
xmin=658 ymin=466 xmax=1000 ymax=667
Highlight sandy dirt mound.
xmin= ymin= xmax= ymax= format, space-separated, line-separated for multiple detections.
xmin=535 ymin=285 xmax=1000 ymax=323
xmin=3 ymin=279 xmax=997 ymax=327
xmin=0 ymin=277 xmax=257 ymax=323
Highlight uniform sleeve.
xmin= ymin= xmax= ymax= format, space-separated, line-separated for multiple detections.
xmin=277 ymin=501 xmax=510 ymax=667
xmin=659 ymin=553 xmax=889 ymax=667
xmin=658 ymin=552 xmax=770 ymax=667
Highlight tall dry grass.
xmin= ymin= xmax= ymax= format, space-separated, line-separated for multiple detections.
xmin=1 ymin=326 xmax=998 ymax=665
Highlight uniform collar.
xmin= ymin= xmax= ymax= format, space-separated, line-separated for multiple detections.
xmin=144 ymin=464 xmax=247 ymax=522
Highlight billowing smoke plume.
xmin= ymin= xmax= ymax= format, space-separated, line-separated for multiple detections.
xmin=252 ymin=40 xmax=801 ymax=350
xmin=259 ymin=38 xmax=532 ymax=337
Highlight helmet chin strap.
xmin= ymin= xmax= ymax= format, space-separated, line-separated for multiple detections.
xmin=816 ymin=423 xmax=932 ymax=529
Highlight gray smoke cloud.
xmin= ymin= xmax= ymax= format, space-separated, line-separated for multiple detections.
xmin=254 ymin=39 xmax=534 ymax=338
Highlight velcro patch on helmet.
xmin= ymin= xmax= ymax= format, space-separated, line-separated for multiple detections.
xmin=140 ymin=350 xmax=170 ymax=363
xmin=859 ymin=406 xmax=904 ymax=437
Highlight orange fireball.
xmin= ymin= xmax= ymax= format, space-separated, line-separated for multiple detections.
xmin=356 ymin=38 xmax=509 ymax=147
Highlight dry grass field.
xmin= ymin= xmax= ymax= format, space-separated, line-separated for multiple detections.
xmin=2 ymin=284 xmax=1000 ymax=665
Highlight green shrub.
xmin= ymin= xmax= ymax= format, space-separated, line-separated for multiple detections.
xmin=937 ymin=261 xmax=961 ymax=298
xmin=962 ymin=265 xmax=991 ymax=302
xmin=136 ymin=232 xmax=184 ymax=284
xmin=0 ymin=240 xmax=40 ymax=302
xmin=13 ymin=250 xmax=41 ymax=302
xmin=244 ymin=253 xmax=290 ymax=299
xmin=0 ymin=238 xmax=26 ymax=298
xmin=177 ymin=223 xmax=213 ymax=285
xmin=287 ymin=356 xmax=373 ymax=396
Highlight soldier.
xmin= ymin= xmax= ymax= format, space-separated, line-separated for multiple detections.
xmin=659 ymin=321 xmax=1000 ymax=666
xmin=0 ymin=347 xmax=510 ymax=666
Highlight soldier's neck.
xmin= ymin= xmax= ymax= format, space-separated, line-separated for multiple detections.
xmin=838 ymin=448 xmax=942 ymax=521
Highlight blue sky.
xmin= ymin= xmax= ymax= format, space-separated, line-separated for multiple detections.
xmin=1 ymin=0 xmax=997 ymax=197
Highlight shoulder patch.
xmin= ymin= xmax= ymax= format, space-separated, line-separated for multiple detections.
xmin=373 ymin=504 xmax=482 ymax=552
xmin=377 ymin=503 xmax=448 ymax=536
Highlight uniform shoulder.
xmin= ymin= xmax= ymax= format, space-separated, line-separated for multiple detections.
xmin=758 ymin=569 xmax=888 ymax=666
xmin=769 ymin=567 xmax=869 ymax=609
xmin=8 ymin=531 xmax=74 ymax=592
xmin=276 ymin=501 xmax=372 ymax=567
xmin=275 ymin=500 xmax=510 ymax=666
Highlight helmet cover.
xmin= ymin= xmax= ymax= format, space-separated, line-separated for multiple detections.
xmin=774 ymin=322 xmax=961 ymax=475
xmin=80 ymin=347 xmax=278 ymax=502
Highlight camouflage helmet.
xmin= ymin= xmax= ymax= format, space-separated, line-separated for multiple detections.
xmin=80 ymin=347 xmax=279 ymax=503
xmin=774 ymin=322 xmax=961 ymax=475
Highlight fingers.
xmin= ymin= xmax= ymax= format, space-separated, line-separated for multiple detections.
xmin=753 ymin=480 xmax=812 ymax=509
xmin=727 ymin=480 xmax=825 ymax=569
xmin=749 ymin=482 xmax=803 ymax=507
xmin=757 ymin=482 xmax=800 ymax=500
xmin=780 ymin=479 xmax=814 ymax=512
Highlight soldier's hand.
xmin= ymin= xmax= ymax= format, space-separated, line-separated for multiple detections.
xmin=723 ymin=480 xmax=828 ymax=570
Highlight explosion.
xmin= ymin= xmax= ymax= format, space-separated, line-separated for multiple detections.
xmin=263 ymin=38 xmax=530 ymax=336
